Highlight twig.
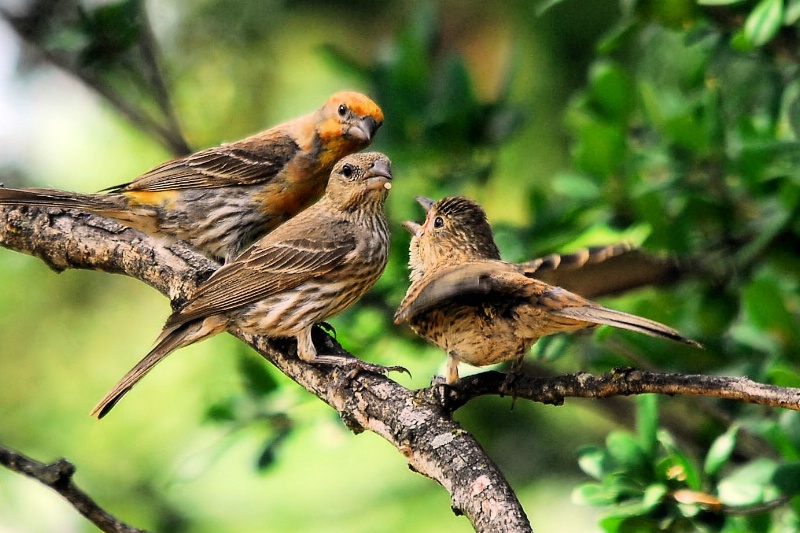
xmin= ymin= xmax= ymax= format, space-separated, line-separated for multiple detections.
xmin=0 ymin=445 xmax=147 ymax=533
xmin=0 ymin=8 xmax=190 ymax=156
xmin=444 ymin=368 xmax=800 ymax=412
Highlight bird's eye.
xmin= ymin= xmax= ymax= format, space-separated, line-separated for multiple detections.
xmin=338 ymin=104 xmax=348 ymax=117
xmin=341 ymin=164 xmax=353 ymax=178
xmin=433 ymin=216 xmax=444 ymax=229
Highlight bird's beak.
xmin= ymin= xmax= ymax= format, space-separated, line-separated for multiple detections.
xmin=365 ymin=158 xmax=393 ymax=191
xmin=415 ymin=196 xmax=435 ymax=213
xmin=348 ymin=116 xmax=381 ymax=142
xmin=402 ymin=220 xmax=421 ymax=235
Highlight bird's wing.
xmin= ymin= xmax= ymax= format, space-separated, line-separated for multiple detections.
xmin=394 ymin=261 xmax=530 ymax=323
xmin=107 ymin=132 xmax=300 ymax=191
xmin=518 ymin=243 xmax=633 ymax=276
xmin=518 ymin=245 xmax=684 ymax=299
xmin=171 ymin=229 xmax=356 ymax=326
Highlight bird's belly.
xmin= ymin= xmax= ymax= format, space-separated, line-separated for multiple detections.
xmin=411 ymin=305 xmax=534 ymax=368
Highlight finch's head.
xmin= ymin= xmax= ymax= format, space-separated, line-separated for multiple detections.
xmin=325 ymin=152 xmax=393 ymax=212
xmin=405 ymin=196 xmax=500 ymax=282
xmin=317 ymin=91 xmax=384 ymax=154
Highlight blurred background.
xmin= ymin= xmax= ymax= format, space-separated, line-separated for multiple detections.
xmin=1 ymin=0 xmax=799 ymax=531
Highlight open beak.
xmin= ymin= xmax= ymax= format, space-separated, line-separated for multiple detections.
xmin=402 ymin=220 xmax=421 ymax=235
xmin=415 ymin=196 xmax=435 ymax=213
xmin=348 ymin=116 xmax=381 ymax=142
xmin=365 ymin=158 xmax=393 ymax=191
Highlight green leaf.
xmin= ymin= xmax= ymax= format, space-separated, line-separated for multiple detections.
xmin=566 ymin=110 xmax=626 ymax=175
xmin=772 ymin=463 xmax=800 ymax=495
xmin=578 ymin=446 xmax=610 ymax=480
xmin=205 ymin=400 xmax=236 ymax=422
xmin=744 ymin=0 xmax=785 ymax=47
xmin=741 ymin=269 xmax=799 ymax=346
xmin=551 ymin=171 xmax=602 ymax=201
xmin=697 ymin=0 xmax=747 ymax=4
xmin=780 ymin=411 xmax=800 ymax=458
xmin=717 ymin=458 xmax=779 ymax=506
xmin=786 ymin=0 xmax=800 ymax=24
xmin=606 ymin=431 xmax=651 ymax=478
xmin=238 ymin=354 xmax=278 ymax=397
xmin=589 ymin=61 xmax=634 ymax=119
xmin=658 ymin=430 xmax=702 ymax=490
xmin=704 ymin=425 xmax=739 ymax=477
xmin=636 ymin=394 xmax=659 ymax=459
xmin=767 ymin=363 xmax=800 ymax=389
xmin=641 ymin=483 xmax=667 ymax=511
xmin=572 ymin=482 xmax=619 ymax=506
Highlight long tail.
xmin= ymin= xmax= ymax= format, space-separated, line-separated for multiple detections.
xmin=0 ymin=187 xmax=160 ymax=233
xmin=551 ymin=305 xmax=701 ymax=347
xmin=91 ymin=318 xmax=222 ymax=418
xmin=0 ymin=187 xmax=116 ymax=210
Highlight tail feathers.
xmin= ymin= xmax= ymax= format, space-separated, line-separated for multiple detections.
xmin=0 ymin=188 xmax=113 ymax=210
xmin=91 ymin=318 xmax=221 ymax=419
xmin=552 ymin=305 xmax=701 ymax=347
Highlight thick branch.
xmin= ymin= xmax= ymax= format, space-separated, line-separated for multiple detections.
xmin=0 ymin=445 xmax=147 ymax=533
xmin=445 ymin=369 xmax=800 ymax=412
xmin=0 ymin=204 xmax=532 ymax=533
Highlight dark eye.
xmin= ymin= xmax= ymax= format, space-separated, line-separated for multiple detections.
xmin=433 ymin=216 xmax=444 ymax=229
xmin=338 ymin=103 xmax=348 ymax=117
xmin=341 ymin=164 xmax=353 ymax=178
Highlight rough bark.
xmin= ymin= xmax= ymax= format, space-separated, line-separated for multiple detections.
xmin=445 ymin=369 xmax=800 ymax=412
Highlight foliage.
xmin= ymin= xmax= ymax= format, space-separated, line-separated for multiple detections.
xmin=1 ymin=0 xmax=800 ymax=531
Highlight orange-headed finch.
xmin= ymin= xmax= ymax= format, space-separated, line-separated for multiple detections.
xmin=0 ymin=91 xmax=383 ymax=262
xmin=92 ymin=151 xmax=394 ymax=418
xmin=395 ymin=196 xmax=700 ymax=385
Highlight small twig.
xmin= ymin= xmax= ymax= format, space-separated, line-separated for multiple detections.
xmin=136 ymin=7 xmax=189 ymax=154
xmin=0 ymin=8 xmax=190 ymax=156
xmin=0 ymin=445 xmax=147 ymax=533
xmin=444 ymin=368 xmax=800 ymax=412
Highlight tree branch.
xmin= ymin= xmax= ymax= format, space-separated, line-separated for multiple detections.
xmin=444 ymin=368 xmax=800 ymax=412
xmin=0 ymin=204 xmax=532 ymax=533
xmin=0 ymin=445 xmax=147 ymax=533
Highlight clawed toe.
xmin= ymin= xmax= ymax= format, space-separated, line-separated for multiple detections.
xmin=428 ymin=375 xmax=454 ymax=405
xmin=312 ymin=355 xmax=411 ymax=380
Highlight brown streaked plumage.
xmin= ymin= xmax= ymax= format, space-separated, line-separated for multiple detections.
xmin=92 ymin=152 xmax=394 ymax=418
xmin=0 ymin=91 xmax=383 ymax=262
xmin=395 ymin=196 xmax=701 ymax=385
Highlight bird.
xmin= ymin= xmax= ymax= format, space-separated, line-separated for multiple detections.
xmin=394 ymin=196 xmax=701 ymax=385
xmin=92 ymin=151 xmax=395 ymax=418
xmin=0 ymin=91 xmax=384 ymax=263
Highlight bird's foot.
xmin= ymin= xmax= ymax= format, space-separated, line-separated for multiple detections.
xmin=499 ymin=371 xmax=522 ymax=410
xmin=428 ymin=374 xmax=456 ymax=406
xmin=312 ymin=355 xmax=411 ymax=383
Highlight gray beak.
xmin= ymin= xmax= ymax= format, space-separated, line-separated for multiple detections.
xmin=364 ymin=157 xmax=393 ymax=191
xmin=402 ymin=220 xmax=421 ymax=235
xmin=415 ymin=196 xmax=435 ymax=212
xmin=349 ymin=116 xmax=381 ymax=142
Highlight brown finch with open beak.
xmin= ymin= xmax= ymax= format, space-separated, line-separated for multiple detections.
xmin=394 ymin=196 xmax=700 ymax=385
xmin=92 ymin=152 xmax=394 ymax=418
xmin=0 ymin=91 xmax=383 ymax=262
